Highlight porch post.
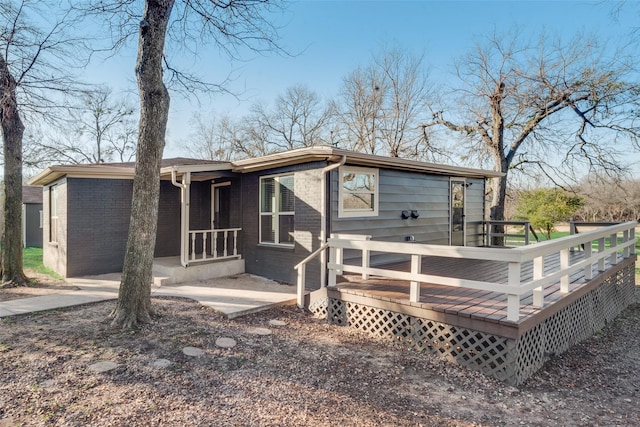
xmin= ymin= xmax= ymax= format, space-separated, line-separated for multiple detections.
xmin=172 ymin=169 xmax=191 ymax=268
xmin=182 ymin=172 xmax=191 ymax=267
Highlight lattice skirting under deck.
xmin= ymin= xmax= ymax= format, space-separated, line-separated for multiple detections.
xmin=310 ymin=263 xmax=637 ymax=385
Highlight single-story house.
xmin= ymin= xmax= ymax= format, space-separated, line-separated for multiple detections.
xmin=28 ymin=146 xmax=502 ymax=287
xmin=22 ymin=186 xmax=43 ymax=248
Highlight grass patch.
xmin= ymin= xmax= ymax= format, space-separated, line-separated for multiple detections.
xmin=23 ymin=247 xmax=63 ymax=280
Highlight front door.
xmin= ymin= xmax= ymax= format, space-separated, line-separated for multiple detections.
xmin=212 ymin=183 xmax=231 ymax=229
xmin=450 ymin=179 xmax=466 ymax=246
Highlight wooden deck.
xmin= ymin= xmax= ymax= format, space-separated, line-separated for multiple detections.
xmin=329 ymin=252 xmax=636 ymax=339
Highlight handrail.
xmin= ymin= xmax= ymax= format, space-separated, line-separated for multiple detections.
xmin=313 ymin=221 xmax=637 ymax=322
xmin=485 ymin=220 xmax=540 ymax=246
xmin=295 ymin=234 xmax=371 ymax=308
xmin=295 ymin=241 xmax=330 ymax=307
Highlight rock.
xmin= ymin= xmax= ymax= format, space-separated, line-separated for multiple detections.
xmin=41 ymin=379 xmax=56 ymax=389
xmin=249 ymin=327 xmax=272 ymax=336
xmin=151 ymin=358 xmax=172 ymax=368
xmin=182 ymin=347 xmax=204 ymax=357
xmin=88 ymin=361 xmax=119 ymax=373
xmin=268 ymin=320 xmax=286 ymax=326
xmin=215 ymin=337 xmax=237 ymax=348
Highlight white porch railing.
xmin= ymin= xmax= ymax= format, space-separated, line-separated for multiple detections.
xmin=485 ymin=220 xmax=540 ymax=246
xmin=296 ymin=221 xmax=637 ymax=322
xmin=187 ymin=228 xmax=241 ymax=264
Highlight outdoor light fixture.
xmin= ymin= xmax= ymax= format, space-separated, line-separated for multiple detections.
xmin=401 ymin=210 xmax=410 ymax=219
xmin=411 ymin=210 xmax=420 ymax=219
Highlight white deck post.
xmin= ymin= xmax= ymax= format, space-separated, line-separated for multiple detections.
xmin=584 ymin=240 xmax=593 ymax=280
xmin=336 ymin=247 xmax=343 ymax=275
xmin=560 ymin=248 xmax=570 ymax=293
xmin=622 ymin=230 xmax=629 ymax=258
xmin=328 ymin=245 xmax=337 ymax=287
xmin=507 ymin=262 xmax=521 ymax=322
xmin=631 ymin=227 xmax=636 ymax=255
xmin=532 ymin=256 xmax=544 ymax=307
xmin=362 ymin=248 xmax=370 ymax=280
xmin=410 ymin=254 xmax=422 ymax=302
xmin=609 ymin=233 xmax=618 ymax=265
xmin=598 ymin=237 xmax=606 ymax=271
xmin=297 ymin=264 xmax=306 ymax=308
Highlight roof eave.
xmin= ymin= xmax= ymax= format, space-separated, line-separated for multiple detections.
xmin=160 ymin=162 xmax=233 ymax=175
xmin=232 ymin=146 xmax=503 ymax=178
xmin=27 ymin=166 xmax=137 ymax=186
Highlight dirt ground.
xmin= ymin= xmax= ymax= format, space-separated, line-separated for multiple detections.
xmin=0 ymin=274 xmax=638 ymax=426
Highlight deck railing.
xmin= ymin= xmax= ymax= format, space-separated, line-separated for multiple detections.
xmin=296 ymin=221 xmax=637 ymax=322
xmin=187 ymin=228 xmax=241 ymax=264
xmin=485 ymin=220 xmax=540 ymax=247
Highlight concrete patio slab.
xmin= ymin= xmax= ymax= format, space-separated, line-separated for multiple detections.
xmin=0 ymin=273 xmax=297 ymax=319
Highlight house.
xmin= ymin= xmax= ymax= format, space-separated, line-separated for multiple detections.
xmin=22 ymin=186 xmax=43 ymax=248
xmin=27 ymin=146 xmax=502 ymax=285
xmin=26 ymin=146 xmax=638 ymax=385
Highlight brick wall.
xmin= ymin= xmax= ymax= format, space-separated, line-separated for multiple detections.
xmin=66 ymin=178 xmax=132 ymax=277
xmin=242 ymin=162 xmax=326 ymax=287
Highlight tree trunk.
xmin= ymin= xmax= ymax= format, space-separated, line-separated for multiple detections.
xmin=489 ymin=155 xmax=509 ymax=246
xmin=110 ymin=0 xmax=174 ymax=328
xmin=0 ymin=54 xmax=28 ymax=287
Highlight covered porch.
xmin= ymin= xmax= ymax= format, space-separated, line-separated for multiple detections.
xmin=162 ymin=162 xmax=243 ymax=270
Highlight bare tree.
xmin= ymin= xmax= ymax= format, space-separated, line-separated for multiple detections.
xmin=87 ymin=0 xmax=283 ymax=327
xmin=252 ymin=84 xmax=332 ymax=150
xmin=336 ymin=46 xmax=439 ymax=159
xmin=420 ymin=30 xmax=640 ymax=227
xmin=0 ymin=0 xmax=85 ymax=286
xmin=36 ymin=87 xmax=137 ymax=165
xmin=181 ymin=112 xmax=236 ymax=161
xmin=575 ymin=175 xmax=640 ymax=222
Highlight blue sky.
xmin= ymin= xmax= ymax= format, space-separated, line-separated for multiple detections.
xmin=83 ymin=0 xmax=637 ymax=157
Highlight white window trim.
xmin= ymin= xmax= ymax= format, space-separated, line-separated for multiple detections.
xmin=49 ymin=185 xmax=59 ymax=243
xmin=259 ymin=173 xmax=295 ymax=247
xmin=338 ymin=166 xmax=379 ymax=218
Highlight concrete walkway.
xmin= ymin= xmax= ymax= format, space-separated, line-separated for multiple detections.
xmin=0 ymin=273 xmax=298 ymax=319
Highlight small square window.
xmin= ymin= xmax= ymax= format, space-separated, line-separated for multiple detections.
xmin=338 ymin=167 xmax=379 ymax=218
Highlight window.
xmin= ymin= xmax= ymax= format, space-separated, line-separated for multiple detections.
xmin=49 ymin=185 xmax=58 ymax=242
xmin=338 ymin=166 xmax=379 ymax=218
xmin=260 ymin=174 xmax=294 ymax=246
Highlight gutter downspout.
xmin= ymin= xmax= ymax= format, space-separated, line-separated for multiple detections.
xmin=320 ymin=155 xmax=346 ymax=287
xmin=171 ymin=169 xmax=191 ymax=268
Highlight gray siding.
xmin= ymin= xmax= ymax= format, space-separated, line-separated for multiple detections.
xmin=330 ymin=168 xmax=488 ymax=266
xmin=331 ymin=168 xmax=451 ymax=243
xmin=242 ymin=162 xmax=326 ymax=287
